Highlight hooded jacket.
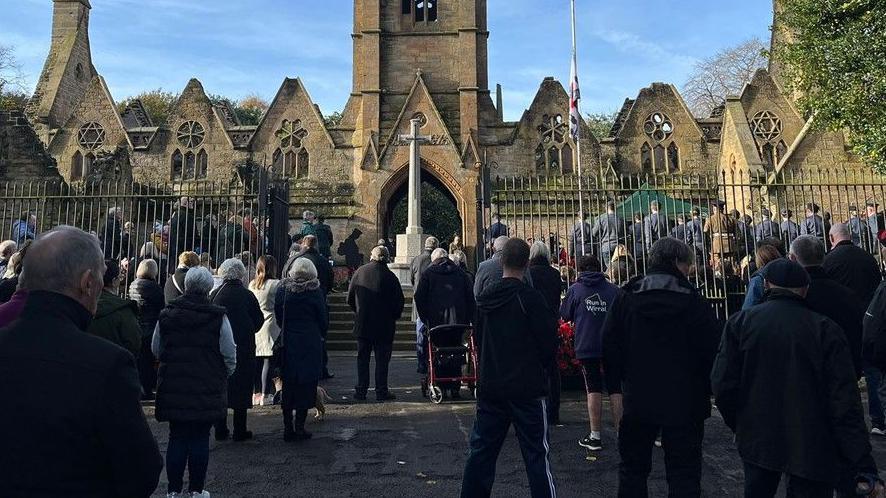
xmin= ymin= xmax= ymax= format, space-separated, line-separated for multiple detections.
xmin=414 ymin=258 xmax=475 ymax=329
xmin=86 ymin=290 xmax=141 ymax=359
xmin=602 ymin=267 xmax=721 ymax=426
xmin=560 ymin=272 xmax=620 ymax=360
xmin=712 ymin=289 xmax=875 ymax=483
xmin=475 ymin=278 xmax=558 ymax=401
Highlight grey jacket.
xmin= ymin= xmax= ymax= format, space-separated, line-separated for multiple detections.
xmin=473 ymin=253 xmax=532 ymax=300
xmin=592 ymin=213 xmax=626 ymax=251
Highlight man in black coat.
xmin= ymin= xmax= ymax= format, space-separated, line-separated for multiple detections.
xmin=0 ymin=226 xmax=163 ymax=497
xmin=824 ymin=223 xmax=882 ymax=306
xmin=790 ymin=235 xmax=866 ymax=377
xmin=712 ymin=259 xmax=878 ymax=496
xmin=210 ymin=258 xmax=264 ymax=441
xmin=101 ymin=207 xmax=124 ymax=259
xmin=461 ymin=238 xmax=559 ymax=498
xmin=410 ymin=236 xmax=438 ymax=374
xmin=602 ymin=237 xmax=721 ymax=497
xmin=348 ymin=246 xmax=405 ymax=401
xmin=167 ymin=197 xmax=197 ymax=274
xmin=414 ymin=247 xmax=475 ymax=398
xmin=528 ymin=241 xmax=564 ymax=424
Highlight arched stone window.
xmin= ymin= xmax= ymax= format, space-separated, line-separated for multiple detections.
xmin=640 ymin=142 xmax=652 ymax=174
xmin=196 ymin=149 xmax=208 ymax=179
xmin=536 ymin=114 xmax=571 ymax=175
xmin=171 ymin=150 xmax=183 ymax=180
xmin=274 ymin=119 xmax=310 ymax=179
xmin=184 ymin=151 xmax=196 ymax=179
xmin=84 ymin=153 xmax=95 ymax=177
xmin=405 ymin=0 xmax=437 ymax=23
xmin=653 ymin=145 xmax=665 ymax=174
xmin=750 ymin=110 xmax=784 ymax=171
xmin=667 ymin=142 xmax=680 ymax=172
xmin=71 ymin=151 xmax=83 ymax=181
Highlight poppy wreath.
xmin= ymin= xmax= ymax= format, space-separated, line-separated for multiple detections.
xmin=556 ymin=319 xmax=582 ymax=377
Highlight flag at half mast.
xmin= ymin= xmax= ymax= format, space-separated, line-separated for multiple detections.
xmin=569 ymin=1 xmax=581 ymax=142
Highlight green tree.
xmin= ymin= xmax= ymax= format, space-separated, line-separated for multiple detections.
xmin=778 ymin=0 xmax=886 ymax=171
xmin=323 ymin=111 xmax=343 ymax=128
xmin=209 ymin=94 xmax=268 ymax=126
xmin=117 ymin=89 xmax=179 ymax=125
xmin=585 ymin=111 xmax=617 ymax=139
xmin=390 ymin=180 xmax=462 ymax=248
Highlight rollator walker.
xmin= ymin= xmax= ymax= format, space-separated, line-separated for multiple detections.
xmin=425 ymin=324 xmax=478 ymax=404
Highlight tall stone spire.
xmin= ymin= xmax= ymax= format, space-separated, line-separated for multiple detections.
xmin=26 ymin=0 xmax=97 ymax=146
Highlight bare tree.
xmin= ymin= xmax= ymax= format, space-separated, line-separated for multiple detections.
xmin=0 ymin=44 xmax=27 ymax=110
xmin=682 ymin=38 xmax=768 ymax=117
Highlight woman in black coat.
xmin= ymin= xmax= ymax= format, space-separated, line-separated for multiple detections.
xmin=276 ymin=257 xmax=329 ymax=441
xmin=210 ymin=258 xmax=264 ymax=441
xmin=527 ymin=241 xmax=564 ymax=424
xmin=128 ymin=259 xmax=165 ymax=399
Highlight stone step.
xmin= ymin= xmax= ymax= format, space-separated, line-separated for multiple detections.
xmin=328 ymin=310 xmax=412 ymax=322
xmin=328 ymin=320 xmax=415 ymax=332
xmin=327 ymin=339 xmax=415 ymax=352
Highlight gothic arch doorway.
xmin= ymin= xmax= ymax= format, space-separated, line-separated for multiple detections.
xmin=378 ymin=162 xmax=464 ymax=251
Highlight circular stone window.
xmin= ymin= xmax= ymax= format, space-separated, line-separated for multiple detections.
xmin=177 ymin=121 xmax=205 ymax=149
xmin=644 ymin=112 xmax=674 ymax=142
xmin=411 ymin=112 xmax=428 ymax=128
xmin=750 ymin=110 xmax=783 ymax=142
xmin=77 ymin=122 xmax=105 ymax=150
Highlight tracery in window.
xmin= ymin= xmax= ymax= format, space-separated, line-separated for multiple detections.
xmin=414 ymin=0 xmax=437 ymax=22
xmin=78 ymin=122 xmax=105 ymax=150
xmin=535 ymin=114 xmax=571 ymax=174
xmin=644 ymin=112 xmax=673 ymax=143
xmin=273 ymin=119 xmax=310 ymax=179
xmin=177 ymin=121 xmax=205 ymax=149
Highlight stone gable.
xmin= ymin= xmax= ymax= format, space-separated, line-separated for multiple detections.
xmin=48 ymin=75 xmax=131 ymax=181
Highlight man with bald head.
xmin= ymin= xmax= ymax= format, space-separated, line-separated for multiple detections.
xmin=824 ymin=222 xmax=882 ymax=306
xmin=0 ymin=226 xmax=162 ymax=497
xmin=474 ymin=235 xmax=532 ymax=300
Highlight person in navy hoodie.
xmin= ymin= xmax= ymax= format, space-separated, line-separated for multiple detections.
xmin=560 ymin=254 xmax=622 ymax=452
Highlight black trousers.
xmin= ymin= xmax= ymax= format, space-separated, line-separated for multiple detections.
xmin=546 ymin=361 xmax=561 ymax=423
xmin=137 ymin=334 xmax=156 ymax=397
xmin=461 ymin=397 xmax=557 ymax=498
xmin=743 ymin=462 xmax=834 ymax=498
xmin=356 ymin=338 xmax=393 ymax=394
xmin=617 ymin=415 xmax=704 ymax=497
xmin=214 ymin=409 xmax=247 ymax=436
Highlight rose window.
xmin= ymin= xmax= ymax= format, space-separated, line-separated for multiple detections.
xmin=750 ymin=110 xmax=783 ymax=142
xmin=643 ymin=112 xmax=674 ymax=142
xmin=176 ymin=121 xmax=205 ymax=149
xmin=275 ymin=119 xmax=308 ymax=149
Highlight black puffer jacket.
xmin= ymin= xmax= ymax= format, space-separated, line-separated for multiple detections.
xmin=475 ymin=278 xmax=558 ymax=400
xmin=155 ymin=294 xmax=228 ymax=422
xmin=602 ymin=267 xmax=721 ymax=426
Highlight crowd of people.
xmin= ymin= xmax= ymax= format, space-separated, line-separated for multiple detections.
xmin=3 ymin=193 xmax=886 ymax=496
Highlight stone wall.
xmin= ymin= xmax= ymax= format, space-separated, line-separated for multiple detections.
xmin=0 ymin=110 xmax=61 ymax=182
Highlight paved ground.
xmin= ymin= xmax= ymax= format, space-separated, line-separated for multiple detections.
xmin=145 ymin=355 xmax=886 ymax=497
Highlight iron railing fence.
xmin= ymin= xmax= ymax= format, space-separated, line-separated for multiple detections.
xmin=0 ymin=178 xmax=290 ymax=295
xmin=483 ymin=169 xmax=886 ymax=318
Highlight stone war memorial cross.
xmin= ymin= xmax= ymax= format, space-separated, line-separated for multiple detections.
xmin=390 ymin=118 xmax=431 ymax=284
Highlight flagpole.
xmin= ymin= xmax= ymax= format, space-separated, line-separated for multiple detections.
xmin=570 ymin=0 xmax=586 ymax=256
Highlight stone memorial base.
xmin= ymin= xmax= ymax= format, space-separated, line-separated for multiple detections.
xmin=390 ymin=232 xmax=429 ymax=285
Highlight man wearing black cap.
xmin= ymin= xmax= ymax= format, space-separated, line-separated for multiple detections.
xmin=800 ymin=202 xmax=827 ymax=242
xmin=703 ymin=200 xmax=736 ymax=275
xmin=754 ymin=208 xmax=780 ymax=242
xmin=684 ymin=208 xmax=706 ymax=257
xmin=780 ymin=209 xmax=800 ymax=245
xmin=712 ymin=258 xmax=878 ymax=497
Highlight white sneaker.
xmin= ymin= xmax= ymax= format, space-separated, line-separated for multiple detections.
xmin=262 ymin=394 xmax=274 ymax=406
xmin=872 ymin=426 xmax=886 ymax=436
xmin=166 ymin=493 xmax=181 ymax=498
xmin=189 ymin=492 xmax=210 ymax=498
xmin=252 ymin=393 xmax=262 ymax=406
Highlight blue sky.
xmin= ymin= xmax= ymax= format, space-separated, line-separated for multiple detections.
xmin=2 ymin=0 xmax=772 ymax=121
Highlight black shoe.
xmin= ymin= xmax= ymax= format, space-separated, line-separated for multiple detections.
xmin=578 ymin=434 xmax=603 ymax=451
xmin=353 ymin=391 xmax=367 ymax=401
xmin=291 ymin=430 xmax=312 ymax=441
xmin=421 ymin=380 xmax=429 ymax=399
xmin=214 ymin=429 xmax=230 ymax=442
xmin=232 ymin=431 xmax=253 ymax=442
xmin=376 ymin=392 xmax=396 ymax=402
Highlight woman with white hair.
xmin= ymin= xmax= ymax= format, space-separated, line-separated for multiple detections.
xmin=275 ymin=257 xmax=328 ymax=441
xmin=209 ymin=258 xmax=264 ymax=441
xmin=129 ymin=259 xmax=164 ymax=399
xmin=152 ymin=266 xmax=236 ymax=498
